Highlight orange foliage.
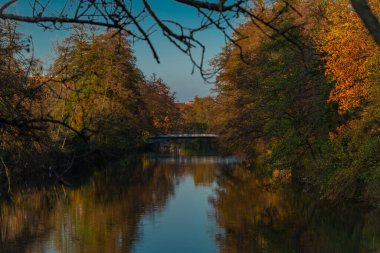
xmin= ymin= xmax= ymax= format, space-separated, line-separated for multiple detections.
xmin=318 ymin=0 xmax=379 ymax=114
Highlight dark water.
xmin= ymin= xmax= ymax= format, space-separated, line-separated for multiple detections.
xmin=0 ymin=148 xmax=379 ymax=252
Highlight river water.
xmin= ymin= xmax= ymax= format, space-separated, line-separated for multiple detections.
xmin=0 ymin=147 xmax=379 ymax=253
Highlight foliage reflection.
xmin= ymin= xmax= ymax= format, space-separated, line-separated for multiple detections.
xmin=212 ymin=167 xmax=380 ymax=253
xmin=0 ymin=154 xmax=221 ymax=253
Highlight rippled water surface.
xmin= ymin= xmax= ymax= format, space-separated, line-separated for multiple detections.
xmin=0 ymin=148 xmax=379 ymax=253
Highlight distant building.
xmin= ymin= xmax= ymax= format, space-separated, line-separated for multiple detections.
xmin=175 ymin=101 xmax=193 ymax=112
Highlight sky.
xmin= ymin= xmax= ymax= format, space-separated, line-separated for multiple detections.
xmin=13 ymin=0 xmax=230 ymax=102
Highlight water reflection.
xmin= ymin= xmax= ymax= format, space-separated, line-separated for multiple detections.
xmin=0 ymin=151 xmax=379 ymax=253
xmin=148 ymin=154 xmax=240 ymax=165
xmin=0 ymin=154 xmax=230 ymax=253
xmin=212 ymin=167 xmax=380 ymax=253
xmin=1 ymin=157 xmax=178 ymax=253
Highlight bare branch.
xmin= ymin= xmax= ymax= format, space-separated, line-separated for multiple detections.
xmin=0 ymin=0 xmax=16 ymax=14
xmin=174 ymin=0 xmax=245 ymax=12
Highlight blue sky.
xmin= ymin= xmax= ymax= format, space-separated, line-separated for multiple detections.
xmin=14 ymin=0 xmax=230 ymax=102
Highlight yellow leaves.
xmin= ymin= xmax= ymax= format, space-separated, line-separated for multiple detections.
xmin=318 ymin=0 xmax=379 ymax=114
xmin=328 ymin=120 xmax=358 ymax=142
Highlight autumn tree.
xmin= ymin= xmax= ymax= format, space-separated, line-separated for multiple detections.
xmin=0 ymin=21 xmax=78 ymax=190
xmin=181 ymin=96 xmax=215 ymax=133
xmin=140 ymin=75 xmax=181 ymax=134
xmin=315 ymin=0 xmax=380 ymax=203
xmin=212 ymin=1 xmax=337 ymax=167
xmin=318 ymin=0 xmax=380 ymax=113
xmin=209 ymin=0 xmax=379 ymax=203
xmin=48 ymin=26 xmax=183 ymax=150
xmin=49 ymin=27 xmax=149 ymax=150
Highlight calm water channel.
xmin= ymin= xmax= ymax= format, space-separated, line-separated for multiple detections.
xmin=0 ymin=144 xmax=379 ymax=253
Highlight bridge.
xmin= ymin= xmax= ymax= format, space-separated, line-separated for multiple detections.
xmin=147 ymin=133 xmax=218 ymax=143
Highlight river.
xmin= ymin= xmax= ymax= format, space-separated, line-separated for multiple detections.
xmin=0 ymin=145 xmax=379 ymax=252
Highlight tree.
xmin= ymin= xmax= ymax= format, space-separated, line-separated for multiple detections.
xmin=209 ymin=0 xmax=380 ymax=203
xmin=211 ymin=4 xmax=337 ymax=167
xmin=182 ymin=96 xmax=215 ymax=133
xmin=0 ymin=20 xmax=80 ymax=190
xmin=49 ymin=26 xmax=148 ymax=149
xmin=316 ymin=0 xmax=380 ymax=203
xmin=318 ymin=0 xmax=379 ymax=113
xmin=0 ymin=21 xmax=52 ymax=146
xmin=140 ymin=75 xmax=181 ymax=134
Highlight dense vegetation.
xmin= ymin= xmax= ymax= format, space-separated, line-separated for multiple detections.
xmin=194 ymin=0 xmax=379 ymax=205
xmin=0 ymin=24 xmax=180 ymax=193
